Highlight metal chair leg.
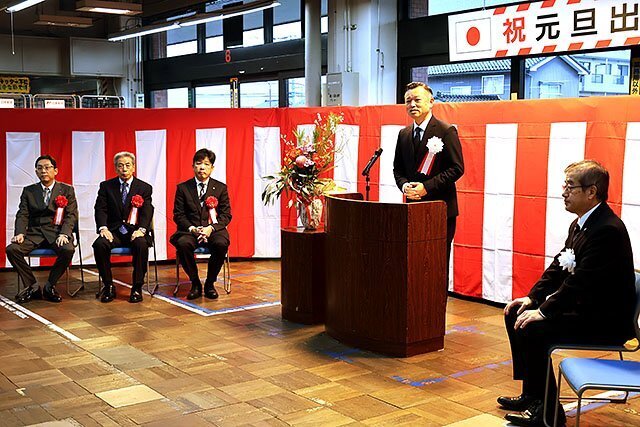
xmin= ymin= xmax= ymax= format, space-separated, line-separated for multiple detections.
xmin=223 ymin=253 xmax=231 ymax=294
xmin=173 ymin=258 xmax=180 ymax=296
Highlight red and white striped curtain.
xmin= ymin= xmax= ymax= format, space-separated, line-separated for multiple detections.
xmin=1 ymin=97 xmax=639 ymax=303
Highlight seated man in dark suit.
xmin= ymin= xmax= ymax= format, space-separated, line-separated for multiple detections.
xmin=499 ymin=160 xmax=636 ymax=427
xmin=93 ymin=151 xmax=153 ymax=303
xmin=171 ymin=148 xmax=231 ymax=300
xmin=6 ymin=155 xmax=78 ymax=303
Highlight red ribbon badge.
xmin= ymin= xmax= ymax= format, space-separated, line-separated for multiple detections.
xmin=54 ymin=195 xmax=68 ymax=226
xmin=205 ymin=196 xmax=219 ymax=224
xmin=128 ymin=194 xmax=144 ymax=225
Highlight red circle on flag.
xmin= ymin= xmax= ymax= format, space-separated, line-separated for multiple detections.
xmin=466 ymin=27 xmax=481 ymax=46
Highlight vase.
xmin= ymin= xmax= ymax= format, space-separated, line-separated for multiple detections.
xmin=298 ymin=198 xmax=323 ymax=230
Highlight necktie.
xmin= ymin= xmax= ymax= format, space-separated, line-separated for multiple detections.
xmin=43 ymin=187 xmax=51 ymax=206
xmin=121 ymin=182 xmax=128 ymax=206
xmin=119 ymin=182 xmax=129 ymax=234
xmin=413 ymin=127 xmax=422 ymax=151
xmin=572 ymin=224 xmax=581 ymax=244
xmin=198 ymin=182 xmax=206 ymax=203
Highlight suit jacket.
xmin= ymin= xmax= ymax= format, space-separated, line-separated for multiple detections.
xmin=172 ymin=178 xmax=231 ymax=240
xmin=94 ymin=176 xmax=154 ymax=245
xmin=529 ymin=203 xmax=636 ymax=339
xmin=14 ymin=181 xmax=78 ymax=245
xmin=393 ymin=115 xmax=464 ymax=218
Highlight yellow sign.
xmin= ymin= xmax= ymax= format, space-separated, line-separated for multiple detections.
xmin=631 ymin=58 xmax=640 ymax=96
xmin=0 ymin=76 xmax=30 ymax=94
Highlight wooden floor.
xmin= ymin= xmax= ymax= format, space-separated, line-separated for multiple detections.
xmin=0 ymin=260 xmax=639 ymax=427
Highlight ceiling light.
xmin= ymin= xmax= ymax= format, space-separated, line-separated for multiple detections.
xmin=2 ymin=0 xmax=46 ymax=13
xmin=76 ymin=0 xmax=141 ymax=16
xmin=180 ymin=0 xmax=280 ymax=27
xmin=34 ymin=14 xmax=93 ymax=28
xmin=108 ymin=21 xmax=179 ymax=41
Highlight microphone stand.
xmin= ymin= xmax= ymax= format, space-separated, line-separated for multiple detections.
xmin=361 ymin=148 xmax=383 ymax=201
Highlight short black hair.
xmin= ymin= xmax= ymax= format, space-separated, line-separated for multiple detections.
xmin=35 ymin=155 xmax=57 ymax=169
xmin=193 ymin=148 xmax=216 ymax=165
xmin=405 ymin=81 xmax=433 ymax=96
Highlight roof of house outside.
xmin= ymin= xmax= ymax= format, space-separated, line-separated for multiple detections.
xmin=428 ymin=56 xmax=589 ymax=76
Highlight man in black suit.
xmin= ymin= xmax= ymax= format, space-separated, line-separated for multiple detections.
xmin=93 ymin=152 xmax=153 ymax=303
xmin=6 ymin=155 xmax=78 ymax=303
xmin=171 ymin=148 xmax=231 ymax=300
xmin=499 ymin=160 xmax=636 ymax=427
xmin=393 ymin=82 xmax=464 ymax=273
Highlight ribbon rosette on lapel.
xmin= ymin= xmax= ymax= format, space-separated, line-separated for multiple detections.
xmin=54 ymin=195 xmax=68 ymax=225
xmin=205 ymin=196 xmax=219 ymax=224
xmin=418 ymin=136 xmax=444 ymax=175
xmin=128 ymin=194 xmax=144 ymax=225
xmin=558 ymin=248 xmax=576 ymax=274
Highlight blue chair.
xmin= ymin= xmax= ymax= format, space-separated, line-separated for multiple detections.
xmin=17 ymin=223 xmax=85 ymax=297
xmin=543 ymin=271 xmax=640 ymax=426
xmin=96 ymin=229 xmax=159 ymax=297
xmin=173 ymin=247 xmax=231 ymax=297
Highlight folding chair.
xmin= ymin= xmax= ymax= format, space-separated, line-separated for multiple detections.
xmin=543 ymin=271 xmax=640 ymax=426
xmin=16 ymin=223 xmax=85 ymax=297
xmin=173 ymin=248 xmax=231 ymax=297
xmin=96 ymin=228 xmax=159 ymax=297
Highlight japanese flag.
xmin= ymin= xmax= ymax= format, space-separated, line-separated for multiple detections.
xmin=454 ymin=17 xmax=492 ymax=54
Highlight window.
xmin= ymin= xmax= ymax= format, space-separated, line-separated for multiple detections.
xmin=286 ymin=75 xmax=327 ymax=107
xmin=166 ymin=26 xmax=197 ymax=58
xmin=196 ymin=85 xmax=231 ymax=108
xmin=274 ymin=0 xmax=300 ymax=42
xmin=482 ymin=75 xmax=504 ymax=95
xmin=240 ymin=80 xmax=279 ymax=107
xmin=150 ymin=88 xmax=189 ymax=108
xmin=411 ymin=59 xmax=511 ymax=102
xmin=425 ymin=0 xmax=516 ymax=16
xmin=205 ymin=2 xmax=223 ymax=53
xmin=539 ymin=83 xmax=562 ymax=99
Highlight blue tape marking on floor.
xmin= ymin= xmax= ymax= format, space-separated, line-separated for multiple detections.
xmin=391 ymin=359 xmax=513 ymax=388
xmin=154 ymin=290 xmax=280 ymax=315
xmin=322 ymin=348 xmax=361 ymax=364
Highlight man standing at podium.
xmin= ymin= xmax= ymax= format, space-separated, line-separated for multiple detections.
xmin=393 ymin=82 xmax=464 ymax=280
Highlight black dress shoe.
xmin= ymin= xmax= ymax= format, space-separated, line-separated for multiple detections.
xmin=505 ymin=400 xmax=566 ymax=427
xmin=187 ymin=285 xmax=202 ymax=300
xmin=43 ymin=285 xmax=62 ymax=303
xmin=16 ymin=285 xmax=42 ymax=303
xmin=129 ymin=285 xmax=143 ymax=303
xmin=100 ymin=285 xmax=116 ymax=303
xmin=204 ymin=283 xmax=218 ymax=299
xmin=497 ymin=393 xmax=534 ymax=411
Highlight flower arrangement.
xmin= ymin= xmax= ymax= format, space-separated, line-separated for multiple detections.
xmin=262 ymin=112 xmax=344 ymax=207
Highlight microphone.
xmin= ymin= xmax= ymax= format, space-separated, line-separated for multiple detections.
xmin=361 ymin=148 xmax=383 ymax=176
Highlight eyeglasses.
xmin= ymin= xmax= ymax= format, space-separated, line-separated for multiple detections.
xmin=36 ymin=165 xmax=55 ymax=171
xmin=562 ymin=183 xmax=594 ymax=192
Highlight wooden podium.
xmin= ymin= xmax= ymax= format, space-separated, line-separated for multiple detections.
xmin=324 ymin=194 xmax=447 ymax=357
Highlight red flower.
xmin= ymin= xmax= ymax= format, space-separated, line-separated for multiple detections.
xmin=55 ymin=195 xmax=68 ymax=208
xmin=205 ymin=196 xmax=218 ymax=209
xmin=131 ymin=194 xmax=144 ymax=208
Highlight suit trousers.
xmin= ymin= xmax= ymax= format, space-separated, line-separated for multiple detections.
xmin=6 ymin=238 xmax=75 ymax=287
xmin=93 ymin=232 xmax=149 ymax=286
xmin=171 ymin=232 xmax=229 ymax=286
xmin=504 ymin=309 xmax=628 ymax=407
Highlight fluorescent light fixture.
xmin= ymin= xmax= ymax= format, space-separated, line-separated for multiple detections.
xmin=108 ymin=21 xmax=179 ymax=41
xmin=180 ymin=0 xmax=280 ymax=27
xmin=108 ymin=0 xmax=279 ymax=42
xmin=76 ymin=0 xmax=141 ymax=16
xmin=2 ymin=0 xmax=46 ymax=13
xmin=34 ymin=14 xmax=93 ymax=28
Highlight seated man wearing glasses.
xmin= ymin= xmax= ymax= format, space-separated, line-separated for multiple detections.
xmin=6 ymin=155 xmax=78 ymax=303
xmin=499 ymin=160 xmax=636 ymax=427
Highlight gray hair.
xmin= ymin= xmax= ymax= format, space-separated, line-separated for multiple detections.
xmin=113 ymin=151 xmax=136 ymax=166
